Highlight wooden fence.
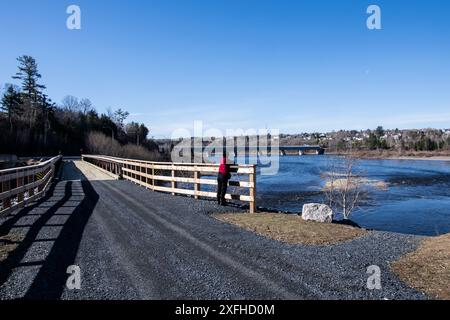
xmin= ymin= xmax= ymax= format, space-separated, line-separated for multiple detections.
xmin=0 ymin=156 xmax=62 ymax=216
xmin=82 ymin=155 xmax=257 ymax=213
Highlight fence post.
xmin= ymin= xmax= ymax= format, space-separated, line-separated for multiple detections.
xmin=151 ymin=164 xmax=155 ymax=190
xmin=145 ymin=165 xmax=149 ymax=189
xmin=194 ymin=168 xmax=199 ymax=199
xmin=37 ymin=166 xmax=46 ymax=192
xmin=28 ymin=171 xmax=35 ymax=197
xmin=1 ymin=178 xmax=11 ymax=210
xmin=17 ymin=169 xmax=24 ymax=203
xmin=171 ymin=164 xmax=176 ymax=195
xmin=249 ymin=165 xmax=256 ymax=213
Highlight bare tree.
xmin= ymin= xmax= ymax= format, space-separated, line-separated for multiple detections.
xmin=79 ymin=98 xmax=94 ymax=114
xmin=61 ymin=95 xmax=80 ymax=112
xmin=323 ymin=155 xmax=363 ymax=220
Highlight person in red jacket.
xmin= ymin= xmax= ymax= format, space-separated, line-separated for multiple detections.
xmin=217 ymin=156 xmax=231 ymax=205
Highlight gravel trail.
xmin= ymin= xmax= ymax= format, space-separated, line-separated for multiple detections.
xmin=0 ymin=161 xmax=427 ymax=300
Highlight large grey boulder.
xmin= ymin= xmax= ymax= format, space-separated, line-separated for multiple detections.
xmin=301 ymin=203 xmax=333 ymax=223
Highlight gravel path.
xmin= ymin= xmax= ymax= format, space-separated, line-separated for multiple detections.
xmin=0 ymin=160 xmax=427 ymax=300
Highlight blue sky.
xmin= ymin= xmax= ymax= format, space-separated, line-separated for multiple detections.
xmin=1 ymin=0 xmax=449 ymax=138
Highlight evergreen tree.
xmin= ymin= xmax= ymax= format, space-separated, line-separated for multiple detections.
xmin=366 ymin=133 xmax=379 ymax=150
xmin=113 ymin=108 xmax=130 ymax=129
xmin=375 ymin=126 xmax=385 ymax=138
xmin=12 ymin=55 xmax=46 ymax=96
xmin=12 ymin=55 xmax=46 ymax=128
xmin=1 ymin=85 xmax=22 ymax=133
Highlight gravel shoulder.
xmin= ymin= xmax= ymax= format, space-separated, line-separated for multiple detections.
xmin=0 ymin=160 xmax=428 ymax=300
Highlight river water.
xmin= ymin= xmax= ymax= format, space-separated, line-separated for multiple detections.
xmin=245 ymin=155 xmax=450 ymax=236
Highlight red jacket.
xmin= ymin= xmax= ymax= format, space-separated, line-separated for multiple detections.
xmin=219 ymin=157 xmax=228 ymax=174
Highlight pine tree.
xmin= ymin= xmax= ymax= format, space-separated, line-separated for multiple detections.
xmin=113 ymin=108 xmax=130 ymax=129
xmin=1 ymin=85 xmax=22 ymax=133
xmin=12 ymin=55 xmax=46 ymax=128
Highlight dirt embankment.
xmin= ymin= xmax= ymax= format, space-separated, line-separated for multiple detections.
xmin=214 ymin=213 xmax=367 ymax=246
xmin=391 ymin=233 xmax=450 ymax=300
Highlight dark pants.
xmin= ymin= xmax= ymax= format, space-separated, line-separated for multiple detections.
xmin=217 ymin=173 xmax=229 ymax=204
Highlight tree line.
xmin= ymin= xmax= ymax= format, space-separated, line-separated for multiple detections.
xmin=281 ymin=126 xmax=450 ymax=154
xmin=0 ymin=55 xmax=159 ymax=158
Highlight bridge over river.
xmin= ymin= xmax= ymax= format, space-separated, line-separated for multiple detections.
xmin=186 ymin=145 xmax=325 ymax=158
xmin=0 ymin=156 xmax=424 ymax=300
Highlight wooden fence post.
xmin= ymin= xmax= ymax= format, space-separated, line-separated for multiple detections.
xmin=28 ymin=171 xmax=35 ymax=197
xmin=37 ymin=167 xmax=46 ymax=192
xmin=194 ymin=168 xmax=199 ymax=199
xmin=145 ymin=165 xmax=149 ymax=189
xmin=151 ymin=164 xmax=155 ymax=190
xmin=1 ymin=178 xmax=11 ymax=210
xmin=249 ymin=165 xmax=256 ymax=213
xmin=171 ymin=164 xmax=176 ymax=195
xmin=17 ymin=169 xmax=24 ymax=203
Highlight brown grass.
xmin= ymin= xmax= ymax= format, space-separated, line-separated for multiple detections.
xmin=391 ymin=233 xmax=450 ymax=300
xmin=86 ymin=131 xmax=165 ymax=161
xmin=0 ymin=233 xmax=24 ymax=262
xmin=214 ymin=213 xmax=367 ymax=245
xmin=338 ymin=149 xmax=450 ymax=159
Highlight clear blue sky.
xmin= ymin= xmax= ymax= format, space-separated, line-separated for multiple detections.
xmin=1 ymin=0 xmax=449 ymax=138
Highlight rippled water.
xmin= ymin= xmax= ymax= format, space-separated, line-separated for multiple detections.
xmin=247 ymin=156 xmax=450 ymax=236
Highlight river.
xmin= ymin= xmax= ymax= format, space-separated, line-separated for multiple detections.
xmin=250 ymin=155 xmax=450 ymax=236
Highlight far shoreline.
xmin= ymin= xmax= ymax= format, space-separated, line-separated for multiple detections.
xmin=326 ymin=151 xmax=450 ymax=162
xmin=388 ymin=156 xmax=450 ymax=161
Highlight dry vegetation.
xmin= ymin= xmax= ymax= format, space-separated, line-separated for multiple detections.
xmin=391 ymin=233 xmax=450 ymax=300
xmin=0 ymin=233 xmax=24 ymax=262
xmin=343 ymin=149 xmax=450 ymax=159
xmin=323 ymin=177 xmax=388 ymax=190
xmin=214 ymin=213 xmax=367 ymax=245
xmin=86 ymin=131 xmax=166 ymax=161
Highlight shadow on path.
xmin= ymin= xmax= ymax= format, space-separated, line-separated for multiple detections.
xmin=0 ymin=162 xmax=99 ymax=299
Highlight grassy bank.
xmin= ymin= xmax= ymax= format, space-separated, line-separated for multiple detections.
xmin=214 ymin=213 xmax=367 ymax=245
xmin=391 ymin=233 xmax=450 ymax=300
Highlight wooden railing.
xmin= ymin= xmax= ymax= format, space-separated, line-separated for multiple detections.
xmin=0 ymin=156 xmax=62 ymax=216
xmin=82 ymin=154 xmax=257 ymax=213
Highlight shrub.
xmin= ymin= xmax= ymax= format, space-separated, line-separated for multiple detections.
xmin=85 ymin=131 xmax=165 ymax=161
